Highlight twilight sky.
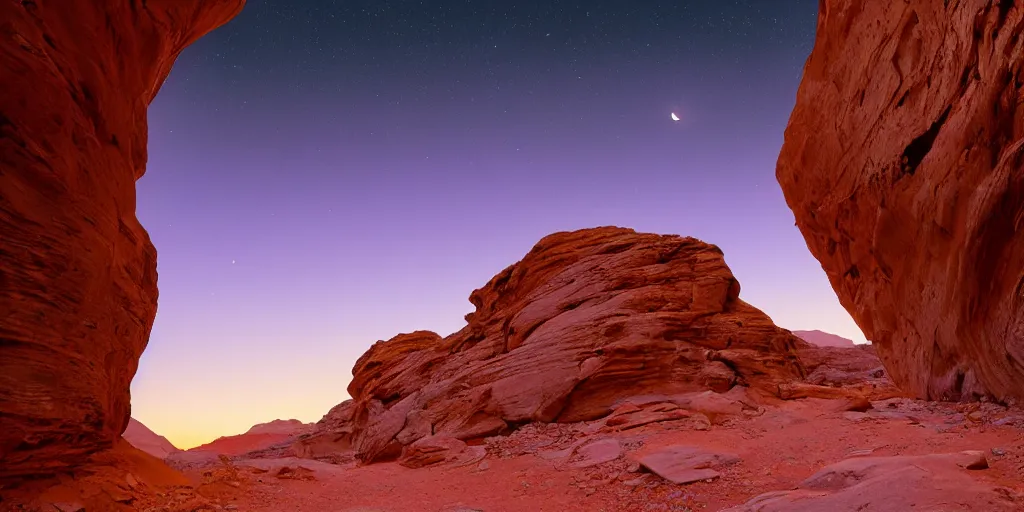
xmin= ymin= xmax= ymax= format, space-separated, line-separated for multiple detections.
xmin=130 ymin=0 xmax=850 ymax=449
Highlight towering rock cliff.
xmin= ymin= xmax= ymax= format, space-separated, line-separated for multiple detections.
xmin=0 ymin=0 xmax=244 ymax=480
xmin=778 ymin=2 xmax=1024 ymax=401
xmin=301 ymin=227 xmax=808 ymax=464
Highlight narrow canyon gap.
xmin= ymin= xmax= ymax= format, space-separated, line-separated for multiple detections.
xmin=778 ymin=1 xmax=1024 ymax=401
xmin=0 ymin=0 xmax=244 ymax=479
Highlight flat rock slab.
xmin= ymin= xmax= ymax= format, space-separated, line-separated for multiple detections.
xmin=236 ymin=457 xmax=349 ymax=479
xmin=656 ymin=468 xmax=721 ymax=485
xmin=399 ymin=435 xmax=468 ymax=469
xmin=569 ymin=438 xmax=622 ymax=468
xmin=724 ymin=451 xmax=1017 ymax=512
xmin=637 ymin=445 xmax=741 ymax=485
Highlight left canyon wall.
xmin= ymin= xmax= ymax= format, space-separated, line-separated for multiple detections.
xmin=0 ymin=0 xmax=244 ymax=480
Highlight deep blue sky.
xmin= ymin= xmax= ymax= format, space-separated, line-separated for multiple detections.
xmin=130 ymin=0 xmax=848 ymax=448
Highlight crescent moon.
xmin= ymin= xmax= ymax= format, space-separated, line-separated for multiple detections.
xmin=671 ymin=112 xmax=680 ymax=121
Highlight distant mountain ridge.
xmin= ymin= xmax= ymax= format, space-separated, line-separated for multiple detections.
xmin=792 ymin=330 xmax=856 ymax=348
xmin=122 ymin=418 xmax=181 ymax=459
xmin=174 ymin=419 xmax=315 ymax=458
xmin=245 ymin=418 xmax=314 ymax=436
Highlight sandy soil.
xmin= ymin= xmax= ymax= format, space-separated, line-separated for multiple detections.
xmin=4 ymin=397 xmax=1020 ymax=512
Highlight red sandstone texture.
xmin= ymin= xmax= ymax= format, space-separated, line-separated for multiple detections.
xmin=0 ymin=440 xmax=234 ymax=512
xmin=792 ymin=330 xmax=855 ymax=348
xmin=122 ymin=418 xmax=181 ymax=459
xmin=298 ymin=227 xmax=811 ymax=464
xmin=0 ymin=1 xmax=244 ymax=480
xmin=777 ymin=1 xmax=1024 ymax=402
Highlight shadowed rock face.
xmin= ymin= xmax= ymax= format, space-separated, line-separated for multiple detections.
xmin=0 ymin=0 xmax=244 ymax=480
xmin=302 ymin=227 xmax=808 ymax=463
xmin=778 ymin=2 xmax=1024 ymax=402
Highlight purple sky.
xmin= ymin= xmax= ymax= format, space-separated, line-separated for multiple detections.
xmin=128 ymin=0 xmax=854 ymax=448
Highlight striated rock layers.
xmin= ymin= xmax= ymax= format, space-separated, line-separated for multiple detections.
xmin=778 ymin=2 xmax=1024 ymax=401
xmin=0 ymin=1 xmax=244 ymax=479
xmin=300 ymin=227 xmax=808 ymax=464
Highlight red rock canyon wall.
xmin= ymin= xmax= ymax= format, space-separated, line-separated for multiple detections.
xmin=0 ymin=0 xmax=244 ymax=479
xmin=778 ymin=1 xmax=1024 ymax=401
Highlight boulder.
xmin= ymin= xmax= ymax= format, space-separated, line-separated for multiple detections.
xmin=567 ymin=438 xmax=622 ymax=469
xmin=778 ymin=1 xmax=1024 ymax=401
xmin=794 ymin=343 xmax=903 ymax=402
xmin=398 ymin=435 xmax=468 ymax=469
xmin=724 ymin=451 xmax=1019 ymax=511
xmin=635 ymin=445 xmax=742 ymax=485
xmin=0 ymin=0 xmax=244 ymax=480
xmin=308 ymin=228 xmax=809 ymax=464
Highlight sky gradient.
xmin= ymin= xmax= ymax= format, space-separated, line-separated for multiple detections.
xmin=129 ymin=0 xmax=851 ymax=449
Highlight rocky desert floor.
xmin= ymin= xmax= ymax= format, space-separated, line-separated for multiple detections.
xmin=201 ymin=398 xmax=1024 ymax=512
xmin=12 ymin=394 xmax=1020 ymax=512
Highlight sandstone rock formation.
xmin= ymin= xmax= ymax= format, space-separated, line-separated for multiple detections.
xmin=777 ymin=2 xmax=1024 ymax=401
xmin=300 ymin=227 xmax=808 ymax=464
xmin=0 ymin=0 xmax=244 ymax=480
xmin=792 ymin=330 xmax=855 ymax=348
xmin=794 ymin=343 xmax=902 ymax=400
xmin=635 ymin=445 xmax=741 ymax=485
xmin=123 ymin=418 xmax=181 ymax=459
xmin=724 ymin=451 xmax=1017 ymax=511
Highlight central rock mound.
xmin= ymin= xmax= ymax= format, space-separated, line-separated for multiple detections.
xmin=304 ymin=227 xmax=807 ymax=463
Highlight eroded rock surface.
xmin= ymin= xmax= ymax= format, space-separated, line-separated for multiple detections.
xmin=724 ymin=451 xmax=1019 ymax=511
xmin=301 ymin=227 xmax=808 ymax=464
xmin=778 ymin=1 xmax=1024 ymax=401
xmin=0 ymin=0 xmax=243 ymax=479
xmin=636 ymin=445 xmax=741 ymax=485
xmin=794 ymin=343 xmax=901 ymax=401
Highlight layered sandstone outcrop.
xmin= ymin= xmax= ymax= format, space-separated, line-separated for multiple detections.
xmin=793 ymin=343 xmax=902 ymax=401
xmin=0 ymin=1 xmax=244 ymax=479
xmin=300 ymin=227 xmax=808 ymax=463
xmin=778 ymin=2 xmax=1024 ymax=401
